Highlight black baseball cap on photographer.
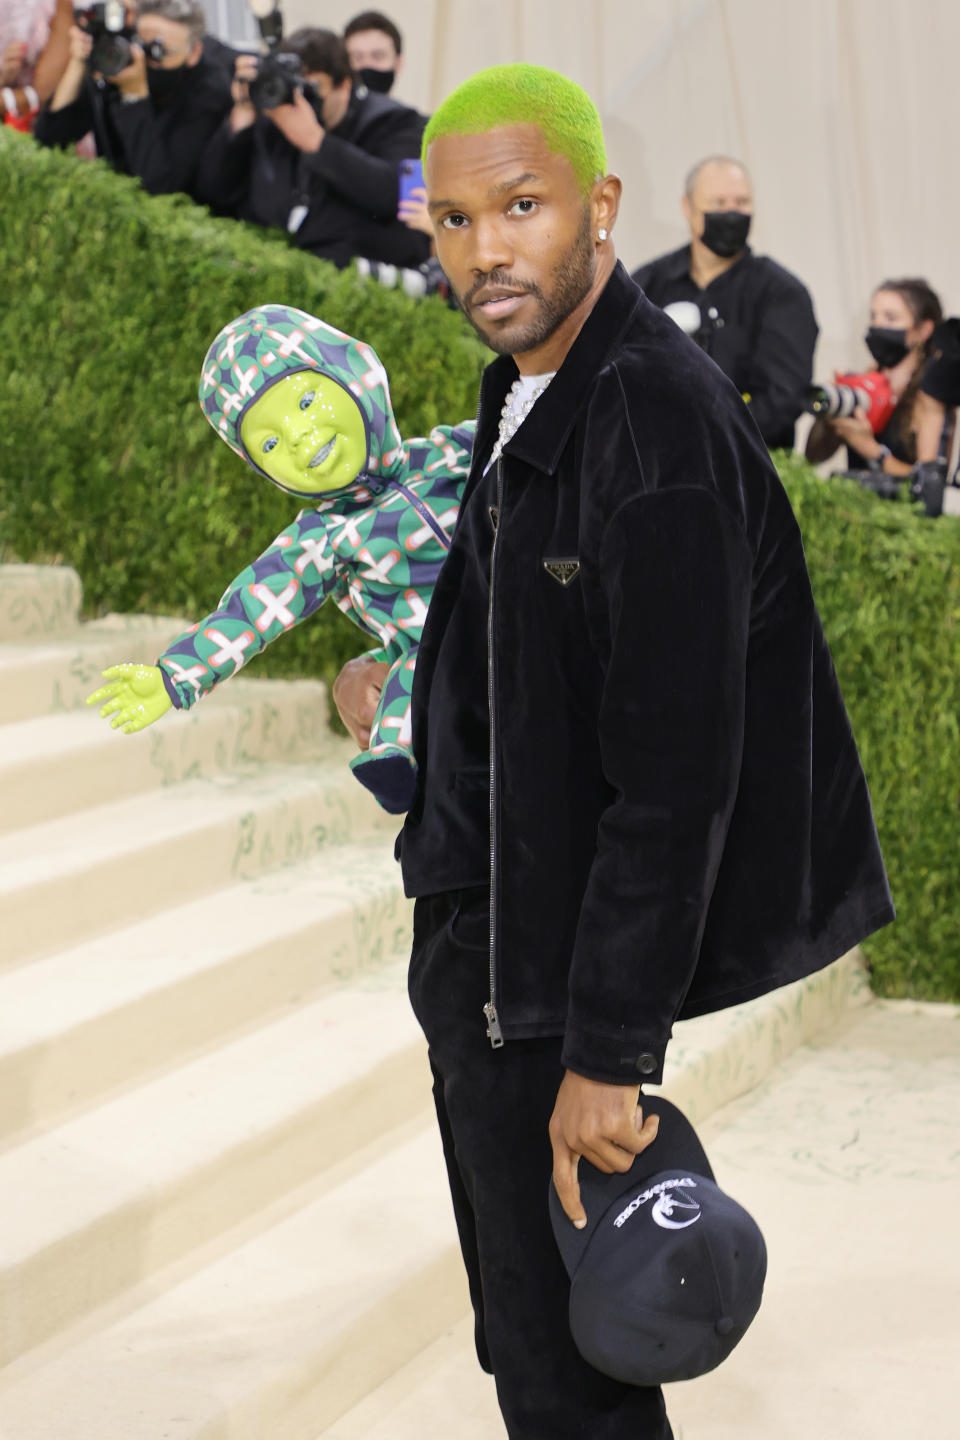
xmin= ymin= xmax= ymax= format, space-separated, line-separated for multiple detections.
xmin=548 ymin=1096 xmax=767 ymax=1387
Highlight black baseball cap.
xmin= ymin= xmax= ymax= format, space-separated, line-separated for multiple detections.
xmin=548 ymin=1096 xmax=767 ymax=1387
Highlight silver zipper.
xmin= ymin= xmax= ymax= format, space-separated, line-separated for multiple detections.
xmin=388 ymin=480 xmax=452 ymax=550
xmin=485 ymin=455 xmax=504 ymax=1048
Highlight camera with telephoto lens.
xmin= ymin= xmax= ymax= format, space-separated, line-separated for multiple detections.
xmin=74 ymin=0 xmax=135 ymax=77
xmin=805 ymin=369 xmax=896 ymax=435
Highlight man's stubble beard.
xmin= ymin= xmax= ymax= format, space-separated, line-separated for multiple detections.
xmin=454 ymin=205 xmax=596 ymax=358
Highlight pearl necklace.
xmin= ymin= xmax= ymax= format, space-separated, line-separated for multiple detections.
xmin=488 ymin=374 xmax=554 ymax=466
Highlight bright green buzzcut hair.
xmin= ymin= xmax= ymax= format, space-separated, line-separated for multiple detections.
xmin=422 ymin=63 xmax=607 ymax=195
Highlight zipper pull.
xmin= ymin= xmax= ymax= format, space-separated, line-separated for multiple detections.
xmin=483 ymin=1001 xmax=504 ymax=1049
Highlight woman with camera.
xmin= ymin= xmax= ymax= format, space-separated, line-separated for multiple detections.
xmin=805 ymin=277 xmax=943 ymax=480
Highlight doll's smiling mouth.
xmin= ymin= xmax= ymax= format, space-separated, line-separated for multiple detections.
xmin=308 ymin=436 xmax=337 ymax=469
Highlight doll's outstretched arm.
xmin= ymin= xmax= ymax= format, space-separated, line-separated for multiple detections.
xmin=86 ymin=509 xmax=345 ymax=728
xmin=158 ymin=509 xmax=345 ymax=708
xmin=86 ymin=663 xmax=173 ymax=734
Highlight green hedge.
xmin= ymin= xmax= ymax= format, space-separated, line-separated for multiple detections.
xmin=774 ymin=456 xmax=960 ymax=1003
xmin=2 ymin=132 xmax=958 ymax=1001
xmin=0 ymin=129 xmax=487 ymax=685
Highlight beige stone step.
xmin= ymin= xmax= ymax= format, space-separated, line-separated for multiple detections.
xmin=0 ymin=967 xmax=431 ymax=1366
xmin=0 ymin=677 xmax=334 ymax=832
xmin=0 ymin=839 xmax=411 ymax=1145
xmin=321 ymin=1317 xmax=501 ymax=1439
xmin=0 ymin=613 xmax=188 ymax=723
xmin=0 ymin=958 xmax=876 ymax=1440
xmin=0 ymin=1122 xmax=467 ymax=1440
xmin=0 ymin=564 xmax=82 ymax=641
xmin=0 ymin=748 xmax=395 ymax=969
xmin=656 ymin=946 xmax=871 ymax=1123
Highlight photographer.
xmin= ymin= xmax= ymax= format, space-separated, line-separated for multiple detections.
xmin=34 ymin=0 xmax=233 ymax=198
xmin=631 ymin=155 xmax=818 ymax=450
xmin=193 ymin=27 xmax=429 ymax=272
xmin=805 ymin=278 xmax=942 ymax=480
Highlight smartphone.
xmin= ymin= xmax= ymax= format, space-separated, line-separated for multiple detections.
xmin=398 ymin=157 xmax=425 ymax=209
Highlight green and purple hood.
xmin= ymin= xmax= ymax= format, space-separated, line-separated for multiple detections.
xmin=198 ymin=304 xmax=408 ymax=498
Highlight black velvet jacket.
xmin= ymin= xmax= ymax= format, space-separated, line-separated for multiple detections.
xmin=399 ymin=262 xmax=893 ymax=1087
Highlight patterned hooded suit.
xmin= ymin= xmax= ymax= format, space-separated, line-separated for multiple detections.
xmin=156 ymin=303 xmax=474 ymax=813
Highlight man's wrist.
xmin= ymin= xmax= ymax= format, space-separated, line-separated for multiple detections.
xmin=116 ymin=79 xmax=148 ymax=101
xmin=295 ymin=121 xmax=324 ymax=153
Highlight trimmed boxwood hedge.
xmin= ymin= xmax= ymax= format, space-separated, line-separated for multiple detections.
xmin=774 ymin=455 xmax=959 ymax=1003
xmin=2 ymin=131 xmax=958 ymax=1001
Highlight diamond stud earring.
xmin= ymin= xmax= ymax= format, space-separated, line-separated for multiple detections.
xmin=597 ymin=228 xmax=608 ymax=241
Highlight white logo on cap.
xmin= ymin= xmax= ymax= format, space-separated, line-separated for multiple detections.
xmin=651 ymin=1189 xmax=702 ymax=1230
xmin=613 ymin=1175 xmax=698 ymax=1229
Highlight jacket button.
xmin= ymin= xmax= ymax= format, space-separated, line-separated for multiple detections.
xmin=635 ymin=1053 xmax=657 ymax=1076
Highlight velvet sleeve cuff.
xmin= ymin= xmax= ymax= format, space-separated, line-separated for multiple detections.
xmin=561 ymin=1022 xmax=665 ymax=1087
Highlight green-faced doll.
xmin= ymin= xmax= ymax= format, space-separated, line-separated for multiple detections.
xmin=87 ymin=303 xmax=475 ymax=813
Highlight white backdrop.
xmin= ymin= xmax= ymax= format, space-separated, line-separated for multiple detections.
xmin=282 ymin=0 xmax=957 ymax=379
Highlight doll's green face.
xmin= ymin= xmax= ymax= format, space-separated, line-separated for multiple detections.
xmin=240 ymin=371 xmax=368 ymax=493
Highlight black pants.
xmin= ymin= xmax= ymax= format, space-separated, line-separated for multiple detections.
xmin=409 ymin=888 xmax=672 ymax=1440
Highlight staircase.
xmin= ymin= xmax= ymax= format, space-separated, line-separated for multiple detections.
xmin=0 ymin=564 xmax=871 ymax=1440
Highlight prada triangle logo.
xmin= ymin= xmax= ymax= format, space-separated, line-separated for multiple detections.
xmin=543 ymin=558 xmax=580 ymax=586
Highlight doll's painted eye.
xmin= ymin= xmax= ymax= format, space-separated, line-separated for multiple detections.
xmin=299 ymin=391 xmax=316 ymax=410
xmin=263 ymin=436 xmax=279 ymax=453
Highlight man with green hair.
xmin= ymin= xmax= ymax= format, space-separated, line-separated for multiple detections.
xmin=334 ymin=62 xmax=892 ymax=1437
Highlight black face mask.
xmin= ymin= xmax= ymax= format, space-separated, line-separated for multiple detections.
xmin=146 ymin=62 xmax=192 ymax=103
xmin=357 ymin=66 xmax=394 ymax=94
xmin=864 ymin=326 xmax=911 ymax=370
xmin=700 ymin=210 xmax=751 ymax=258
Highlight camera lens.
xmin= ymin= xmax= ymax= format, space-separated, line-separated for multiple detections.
xmin=91 ymin=32 xmax=132 ymax=75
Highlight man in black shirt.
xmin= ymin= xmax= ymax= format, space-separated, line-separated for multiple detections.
xmin=35 ymin=0 xmax=233 ymax=200
xmin=194 ymin=27 xmax=429 ymax=272
xmin=632 ymin=155 xmax=818 ymax=450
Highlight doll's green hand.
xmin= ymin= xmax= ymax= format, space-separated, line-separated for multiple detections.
xmin=86 ymin=663 xmax=173 ymax=733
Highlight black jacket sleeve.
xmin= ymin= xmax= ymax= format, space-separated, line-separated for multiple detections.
xmin=562 ymin=476 xmax=753 ymax=1085
xmin=34 ymin=90 xmax=97 ymax=148
xmin=299 ymin=106 xmax=425 ymax=218
xmin=743 ymin=271 xmax=818 ymax=446
xmin=191 ymin=119 xmax=256 ymax=213
xmin=110 ymin=93 xmax=229 ymax=197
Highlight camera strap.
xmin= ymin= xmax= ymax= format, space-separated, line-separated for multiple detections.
xmin=286 ymin=154 xmax=313 ymax=232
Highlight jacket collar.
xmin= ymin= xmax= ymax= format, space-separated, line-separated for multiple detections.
xmin=478 ymin=261 xmax=644 ymax=476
